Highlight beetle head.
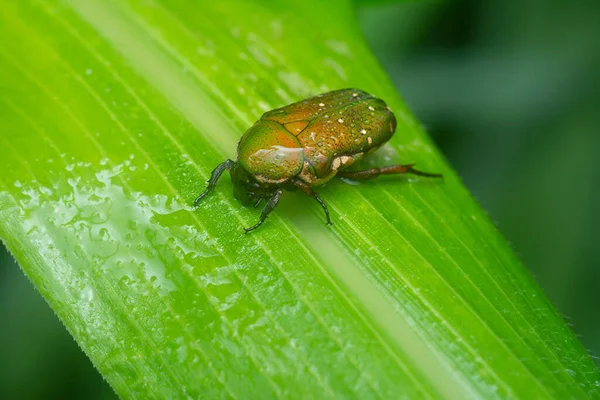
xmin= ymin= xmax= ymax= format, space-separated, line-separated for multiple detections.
xmin=230 ymin=163 xmax=277 ymax=206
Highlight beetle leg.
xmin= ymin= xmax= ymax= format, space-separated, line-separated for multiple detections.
xmin=245 ymin=189 xmax=284 ymax=233
xmin=337 ymin=164 xmax=442 ymax=180
xmin=194 ymin=159 xmax=236 ymax=207
xmin=293 ymin=180 xmax=332 ymax=225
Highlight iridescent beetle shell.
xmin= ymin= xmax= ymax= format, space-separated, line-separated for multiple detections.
xmin=195 ymin=88 xmax=440 ymax=232
xmin=242 ymin=89 xmax=396 ymax=185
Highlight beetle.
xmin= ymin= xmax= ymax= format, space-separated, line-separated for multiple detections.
xmin=194 ymin=88 xmax=441 ymax=232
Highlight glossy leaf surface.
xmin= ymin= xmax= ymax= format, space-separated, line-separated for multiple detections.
xmin=1 ymin=1 xmax=598 ymax=398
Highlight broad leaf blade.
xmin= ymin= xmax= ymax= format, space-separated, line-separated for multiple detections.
xmin=1 ymin=0 xmax=598 ymax=398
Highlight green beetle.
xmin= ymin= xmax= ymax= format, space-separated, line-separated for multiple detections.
xmin=195 ymin=88 xmax=440 ymax=232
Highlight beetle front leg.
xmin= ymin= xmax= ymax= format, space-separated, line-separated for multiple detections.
xmin=293 ymin=180 xmax=332 ymax=225
xmin=337 ymin=164 xmax=442 ymax=180
xmin=194 ymin=159 xmax=236 ymax=207
xmin=245 ymin=189 xmax=284 ymax=233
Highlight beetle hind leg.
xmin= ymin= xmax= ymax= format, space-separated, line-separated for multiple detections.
xmin=194 ymin=159 xmax=236 ymax=207
xmin=338 ymin=164 xmax=442 ymax=180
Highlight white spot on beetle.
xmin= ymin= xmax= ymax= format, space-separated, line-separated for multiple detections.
xmin=368 ymin=106 xmax=375 ymax=111
xmin=319 ymin=102 xmax=325 ymax=107
xmin=352 ymin=92 xmax=358 ymax=97
xmin=368 ymin=137 xmax=373 ymax=145
xmin=360 ymin=129 xmax=367 ymax=135
xmin=332 ymin=158 xmax=342 ymax=170
xmin=340 ymin=156 xmax=352 ymax=165
xmin=338 ymin=118 xmax=344 ymax=123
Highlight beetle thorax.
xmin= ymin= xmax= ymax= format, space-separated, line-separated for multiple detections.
xmin=236 ymin=120 xmax=304 ymax=183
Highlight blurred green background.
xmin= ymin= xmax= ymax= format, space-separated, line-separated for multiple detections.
xmin=1 ymin=0 xmax=598 ymax=397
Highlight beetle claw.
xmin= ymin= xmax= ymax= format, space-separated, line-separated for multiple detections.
xmin=193 ymin=190 xmax=210 ymax=208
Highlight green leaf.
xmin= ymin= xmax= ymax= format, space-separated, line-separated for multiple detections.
xmin=1 ymin=0 xmax=598 ymax=398
xmin=353 ymin=0 xmax=426 ymax=6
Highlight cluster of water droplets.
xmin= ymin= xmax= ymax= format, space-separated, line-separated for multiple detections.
xmin=12 ymin=159 xmax=239 ymax=303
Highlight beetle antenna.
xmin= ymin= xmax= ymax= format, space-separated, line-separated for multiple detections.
xmin=253 ymin=197 xmax=264 ymax=208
